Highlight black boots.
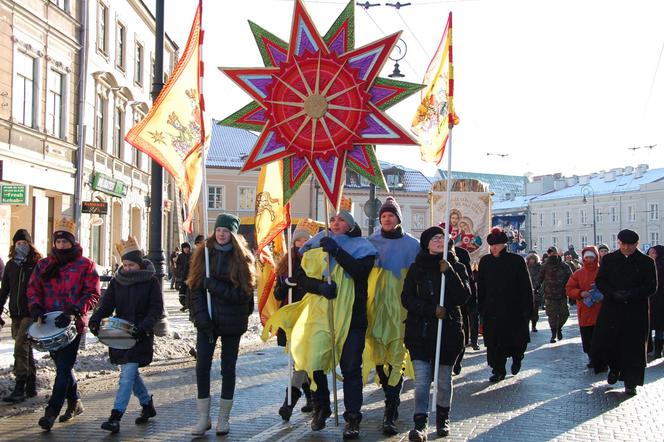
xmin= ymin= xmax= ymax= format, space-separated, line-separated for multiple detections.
xmin=557 ymin=327 xmax=563 ymax=340
xmin=342 ymin=411 xmax=362 ymax=440
xmin=511 ymin=356 xmax=523 ymax=375
xmin=59 ymin=399 xmax=84 ymax=422
xmin=300 ymin=383 xmax=313 ymax=412
xmin=135 ymin=395 xmax=156 ymax=424
xmin=38 ymin=407 xmax=58 ymax=431
xmin=436 ymin=406 xmax=450 ymax=437
xmin=654 ymin=339 xmax=663 ymax=359
xmin=278 ymin=387 xmax=302 ymax=422
xmin=2 ymin=380 xmax=26 ymax=403
xmin=408 ymin=413 xmax=428 ymax=441
xmin=26 ymin=375 xmax=37 ymax=398
xmin=101 ymin=410 xmax=123 ymax=433
xmin=310 ymin=402 xmax=332 ymax=431
xmin=382 ymin=400 xmax=399 ymax=436
xmin=531 ymin=320 xmax=538 ymax=332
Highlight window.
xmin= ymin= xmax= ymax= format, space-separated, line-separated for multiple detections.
xmin=611 ymin=234 xmax=617 ymax=248
xmin=610 ymin=206 xmax=618 ymax=222
xmin=412 ymin=212 xmax=425 ymax=230
xmin=150 ymin=54 xmax=154 ymax=86
xmin=47 ymin=70 xmax=64 ymax=138
xmin=131 ymin=111 xmax=142 ymax=167
xmin=596 ymin=234 xmax=603 ymax=245
xmin=113 ymin=106 xmax=124 ymax=158
xmin=551 ymin=212 xmax=558 ymax=226
xmin=565 ymin=211 xmax=572 ymax=225
xmin=651 ymin=232 xmax=660 ymax=246
xmin=552 ymin=236 xmax=558 ymax=248
xmin=628 ymin=206 xmax=636 ymax=222
xmin=385 ymin=174 xmax=402 ymax=189
xmin=538 ymin=236 xmax=544 ymax=250
xmin=134 ymin=42 xmax=144 ymax=85
xmin=50 ymin=0 xmax=69 ymax=12
xmin=94 ymin=92 xmax=106 ymax=148
xmin=97 ymin=3 xmax=108 ymax=54
xmin=580 ymin=234 xmax=588 ymax=247
xmin=238 ymin=186 xmax=255 ymax=211
xmin=116 ymin=22 xmax=126 ymax=70
xmin=13 ymin=51 xmax=36 ymax=127
xmin=595 ymin=208 xmax=602 ymax=224
xmin=346 ymin=171 xmax=359 ymax=186
xmin=566 ymin=236 xmax=573 ymax=248
xmin=208 ymin=186 xmax=224 ymax=209
xmin=580 ymin=209 xmax=587 ymax=225
xmin=649 ymin=203 xmax=659 ymax=221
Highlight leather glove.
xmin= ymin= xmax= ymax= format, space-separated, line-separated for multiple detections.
xmin=320 ymin=237 xmax=340 ymax=256
xmin=88 ymin=320 xmax=100 ymax=336
xmin=30 ymin=306 xmax=47 ymax=323
xmin=318 ymin=281 xmax=337 ymax=300
xmin=439 ymin=259 xmax=450 ymax=273
xmin=54 ymin=313 xmax=73 ymax=328
xmin=132 ymin=327 xmax=148 ymax=341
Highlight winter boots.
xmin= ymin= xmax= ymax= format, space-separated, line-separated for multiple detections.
xmin=511 ymin=356 xmax=523 ymax=375
xmin=531 ymin=319 xmax=538 ymax=332
xmin=557 ymin=327 xmax=563 ymax=340
xmin=310 ymin=402 xmax=332 ymax=431
xmin=2 ymin=380 xmax=26 ymax=403
xmin=382 ymin=400 xmax=399 ymax=436
xmin=278 ymin=387 xmax=302 ymax=422
xmin=300 ymin=382 xmax=313 ymax=412
xmin=135 ymin=395 xmax=156 ymax=424
xmin=101 ymin=410 xmax=123 ymax=433
xmin=216 ymin=398 xmax=233 ymax=435
xmin=191 ymin=397 xmax=211 ymax=436
xmin=59 ymin=399 xmax=84 ymax=422
xmin=653 ymin=338 xmax=663 ymax=359
xmin=342 ymin=411 xmax=362 ymax=439
xmin=38 ymin=407 xmax=58 ymax=431
xmin=408 ymin=413 xmax=428 ymax=441
xmin=436 ymin=406 xmax=450 ymax=437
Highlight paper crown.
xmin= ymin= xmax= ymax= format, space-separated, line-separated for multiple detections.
xmin=295 ymin=218 xmax=319 ymax=236
xmin=115 ymin=236 xmax=141 ymax=257
xmin=339 ymin=196 xmax=353 ymax=213
xmin=53 ymin=217 xmax=76 ymax=235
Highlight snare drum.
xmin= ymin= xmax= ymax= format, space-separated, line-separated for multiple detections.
xmin=98 ymin=317 xmax=137 ymax=350
xmin=27 ymin=311 xmax=78 ymax=352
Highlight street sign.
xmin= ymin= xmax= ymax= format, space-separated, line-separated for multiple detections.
xmin=91 ymin=172 xmax=127 ymax=197
xmin=363 ymin=197 xmax=382 ymax=218
xmin=0 ymin=184 xmax=28 ymax=205
xmin=642 ymin=243 xmax=651 ymax=252
xmin=82 ymin=201 xmax=109 ymax=215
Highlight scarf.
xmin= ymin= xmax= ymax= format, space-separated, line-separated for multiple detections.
xmin=214 ymin=242 xmax=233 ymax=252
xmin=41 ymin=244 xmax=83 ymax=281
xmin=14 ymin=244 xmax=30 ymax=265
xmin=380 ymin=225 xmax=404 ymax=239
xmin=114 ymin=259 xmax=156 ymax=286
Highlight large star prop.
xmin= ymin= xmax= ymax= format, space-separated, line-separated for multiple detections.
xmin=219 ymin=0 xmax=422 ymax=207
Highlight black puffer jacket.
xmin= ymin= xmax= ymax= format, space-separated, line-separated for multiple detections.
xmin=189 ymin=246 xmax=254 ymax=337
xmin=0 ymin=256 xmax=39 ymax=318
xmin=402 ymin=250 xmax=471 ymax=364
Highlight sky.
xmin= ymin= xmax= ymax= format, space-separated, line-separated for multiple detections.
xmin=157 ymin=0 xmax=664 ymax=179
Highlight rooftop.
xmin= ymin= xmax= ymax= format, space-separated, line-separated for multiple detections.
xmin=437 ymin=169 xmax=528 ymax=201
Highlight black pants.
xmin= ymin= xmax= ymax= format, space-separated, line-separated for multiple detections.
xmin=195 ymin=332 xmax=241 ymax=399
xmin=376 ymin=364 xmax=403 ymax=405
xmin=468 ymin=304 xmax=480 ymax=344
xmin=579 ymin=325 xmax=595 ymax=355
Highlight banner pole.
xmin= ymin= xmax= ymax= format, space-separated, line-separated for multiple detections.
xmin=324 ymin=199 xmax=339 ymax=426
xmin=287 ymin=225 xmax=293 ymax=406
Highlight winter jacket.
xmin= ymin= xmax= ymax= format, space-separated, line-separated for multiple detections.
xmin=189 ymin=245 xmax=254 ymax=337
xmin=175 ymin=252 xmax=191 ymax=282
xmin=526 ymin=260 xmax=543 ymax=305
xmin=648 ymin=245 xmax=664 ymax=330
xmin=27 ymin=248 xmax=100 ymax=334
xmin=273 ymin=248 xmax=306 ymax=347
xmin=539 ymin=256 xmax=572 ymax=300
xmin=402 ymin=250 xmax=470 ymax=364
xmin=0 ymin=255 xmax=38 ymax=318
xmin=565 ymin=246 xmax=601 ymax=327
xmin=90 ymin=261 xmax=164 ymax=367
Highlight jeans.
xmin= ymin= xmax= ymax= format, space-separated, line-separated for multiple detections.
xmin=11 ymin=317 xmax=36 ymax=381
xmin=312 ymin=327 xmax=365 ymax=414
xmin=412 ymin=360 xmax=453 ymax=415
xmin=47 ymin=334 xmax=81 ymax=414
xmin=376 ymin=364 xmax=403 ymax=405
xmin=112 ymin=363 xmax=151 ymax=412
xmin=196 ymin=331 xmax=241 ymax=400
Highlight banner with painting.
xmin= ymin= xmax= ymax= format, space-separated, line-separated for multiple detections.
xmin=492 ymin=214 xmax=527 ymax=254
xmin=431 ymin=191 xmax=492 ymax=264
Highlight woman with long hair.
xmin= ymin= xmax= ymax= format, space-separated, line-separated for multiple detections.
xmin=187 ymin=214 xmax=256 ymax=436
xmin=0 ymin=229 xmax=42 ymax=403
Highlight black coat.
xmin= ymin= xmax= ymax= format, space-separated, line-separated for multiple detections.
xmin=274 ymin=249 xmax=306 ymax=346
xmin=0 ymin=256 xmax=38 ymax=318
xmin=90 ymin=274 xmax=163 ymax=367
xmin=592 ymin=249 xmax=657 ymax=381
xmin=189 ymin=247 xmax=254 ymax=337
xmin=649 ymin=245 xmax=664 ymax=331
xmin=477 ymin=248 xmax=533 ymax=357
xmin=402 ymin=250 xmax=470 ymax=365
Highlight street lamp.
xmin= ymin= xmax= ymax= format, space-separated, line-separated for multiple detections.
xmin=581 ymin=184 xmax=596 ymax=245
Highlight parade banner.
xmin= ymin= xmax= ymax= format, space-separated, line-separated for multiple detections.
xmin=432 ymin=191 xmax=492 ymax=264
xmin=492 ymin=214 xmax=527 ymax=253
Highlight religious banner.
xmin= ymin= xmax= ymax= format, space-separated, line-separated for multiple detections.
xmin=492 ymin=214 xmax=527 ymax=253
xmin=432 ymin=191 xmax=492 ymax=264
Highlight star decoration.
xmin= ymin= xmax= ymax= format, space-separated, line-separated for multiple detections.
xmin=219 ymin=0 xmax=423 ymax=207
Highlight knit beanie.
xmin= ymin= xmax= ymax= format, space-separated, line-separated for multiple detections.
xmin=486 ymin=227 xmax=508 ymax=245
xmin=214 ymin=213 xmax=240 ymax=234
xmin=292 ymin=228 xmax=312 ymax=243
xmin=379 ymin=196 xmax=402 ymax=224
xmin=181 ymin=242 xmax=191 ymax=251
xmin=12 ymin=229 xmax=32 ymax=244
xmin=337 ymin=210 xmax=356 ymax=230
xmin=420 ymin=226 xmax=445 ymax=250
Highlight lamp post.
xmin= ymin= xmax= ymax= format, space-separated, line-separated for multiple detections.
xmin=581 ymin=184 xmax=596 ymax=245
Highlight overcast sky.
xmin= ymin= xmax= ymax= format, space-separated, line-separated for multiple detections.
xmin=157 ymin=0 xmax=664 ymax=178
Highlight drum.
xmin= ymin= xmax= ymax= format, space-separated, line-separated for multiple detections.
xmin=27 ymin=311 xmax=78 ymax=352
xmin=98 ymin=317 xmax=137 ymax=349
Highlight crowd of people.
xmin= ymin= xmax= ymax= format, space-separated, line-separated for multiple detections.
xmin=0 ymin=196 xmax=661 ymax=440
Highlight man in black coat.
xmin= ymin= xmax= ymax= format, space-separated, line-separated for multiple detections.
xmin=477 ymin=228 xmax=533 ymax=382
xmin=591 ymin=229 xmax=657 ymax=395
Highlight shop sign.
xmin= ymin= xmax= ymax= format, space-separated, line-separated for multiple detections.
xmin=0 ymin=184 xmax=28 ymax=205
xmin=91 ymin=172 xmax=127 ymax=197
xmin=82 ymin=201 xmax=109 ymax=215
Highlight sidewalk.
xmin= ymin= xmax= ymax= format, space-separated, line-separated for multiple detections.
xmin=0 ymin=306 xmax=663 ymax=441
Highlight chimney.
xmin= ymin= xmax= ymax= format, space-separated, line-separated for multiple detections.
xmin=624 ymin=166 xmax=634 ymax=175
xmin=604 ymin=170 xmax=616 ymax=182
xmin=578 ymin=175 xmax=590 ymax=185
xmin=566 ymin=176 xmax=579 ymax=186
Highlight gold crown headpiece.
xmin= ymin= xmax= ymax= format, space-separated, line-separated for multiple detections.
xmin=295 ymin=218 xmax=319 ymax=236
xmin=115 ymin=236 xmax=142 ymax=257
xmin=338 ymin=196 xmax=353 ymax=213
xmin=53 ymin=217 xmax=76 ymax=236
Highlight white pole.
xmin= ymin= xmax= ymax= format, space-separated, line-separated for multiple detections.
xmin=324 ymin=199 xmax=339 ymax=426
xmin=286 ymin=226 xmax=293 ymax=406
xmin=431 ymin=126 xmax=454 ymax=413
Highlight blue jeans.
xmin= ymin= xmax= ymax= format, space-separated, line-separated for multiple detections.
xmin=412 ymin=360 xmax=453 ymax=415
xmin=47 ymin=334 xmax=81 ymax=414
xmin=195 ymin=331 xmax=240 ymax=400
xmin=112 ymin=363 xmax=151 ymax=412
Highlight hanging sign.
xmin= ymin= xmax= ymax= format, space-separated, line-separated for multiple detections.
xmin=82 ymin=201 xmax=109 ymax=215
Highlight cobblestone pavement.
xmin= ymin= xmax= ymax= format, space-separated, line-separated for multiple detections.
xmin=1 ymin=296 xmax=663 ymax=441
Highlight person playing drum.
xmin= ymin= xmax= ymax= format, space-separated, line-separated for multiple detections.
xmin=88 ymin=236 xmax=164 ymax=434
xmin=26 ymin=217 xmax=100 ymax=431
